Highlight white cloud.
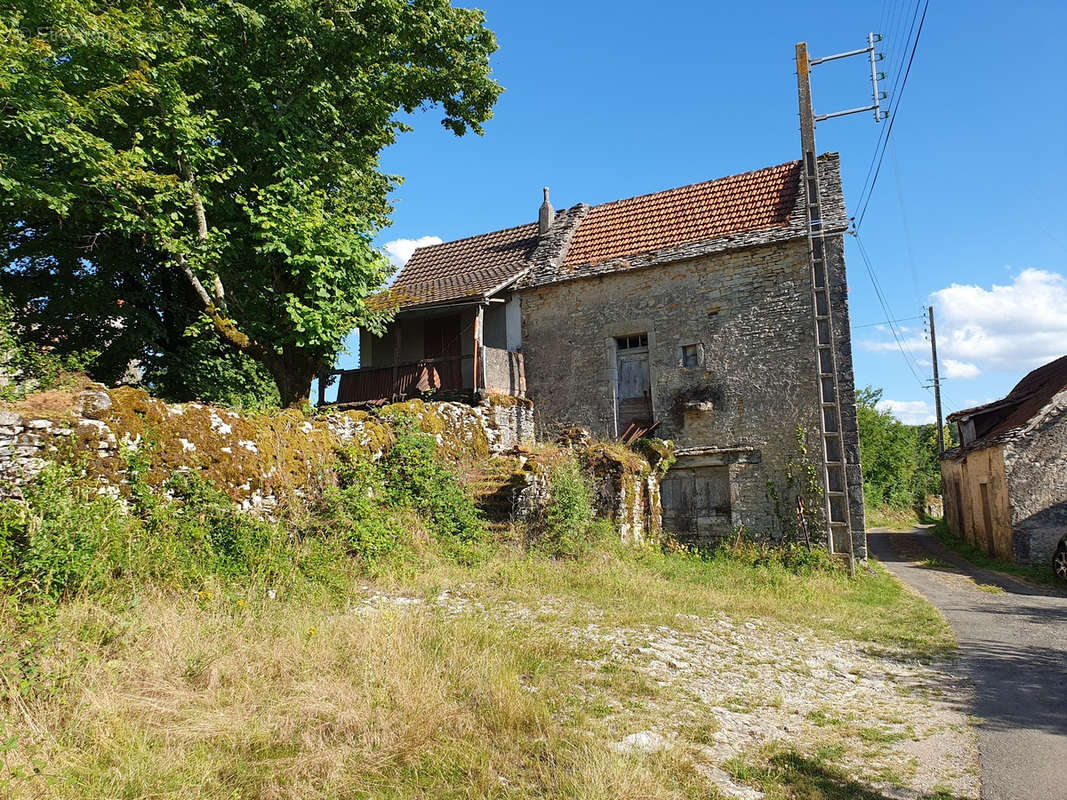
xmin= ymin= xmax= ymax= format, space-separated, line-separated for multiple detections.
xmin=942 ymin=359 xmax=981 ymax=379
xmin=859 ymin=269 xmax=1067 ymax=375
xmin=877 ymin=399 xmax=936 ymax=425
xmin=859 ymin=324 xmax=925 ymax=353
xmin=932 ymin=268 xmax=1067 ymax=372
xmin=383 ymin=235 xmax=443 ymax=268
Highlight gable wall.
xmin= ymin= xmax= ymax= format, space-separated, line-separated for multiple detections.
xmin=1002 ymin=387 xmax=1067 ymax=565
xmin=518 ymin=236 xmax=865 ymax=551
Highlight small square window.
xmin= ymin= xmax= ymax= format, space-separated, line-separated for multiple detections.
xmin=681 ymin=344 xmax=701 ymax=368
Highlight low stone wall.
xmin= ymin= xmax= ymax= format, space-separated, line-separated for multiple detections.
xmin=0 ymin=386 xmax=535 ymax=514
xmin=0 ymin=386 xmax=669 ymax=542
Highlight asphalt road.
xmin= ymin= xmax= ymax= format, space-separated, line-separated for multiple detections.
xmin=869 ymin=528 xmax=1067 ymax=800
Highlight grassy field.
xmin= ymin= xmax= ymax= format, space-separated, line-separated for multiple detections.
xmin=864 ymin=503 xmax=921 ymax=531
xmin=0 ymin=539 xmax=959 ymax=800
xmin=0 ymin=436 xmax=963 ymax=799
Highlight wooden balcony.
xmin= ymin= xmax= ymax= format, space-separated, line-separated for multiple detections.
xmin=329 ymin=348 xmax=525 ymax=406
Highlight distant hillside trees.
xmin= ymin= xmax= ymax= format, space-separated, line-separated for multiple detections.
xmin=857 ymin=386 xmax=953 ymax=511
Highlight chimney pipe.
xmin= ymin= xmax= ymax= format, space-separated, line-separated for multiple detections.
xmin=538 ymin=186 xmax=554 ymax=235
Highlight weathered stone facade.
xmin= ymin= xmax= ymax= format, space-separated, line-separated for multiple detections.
xmin=943 ymin=386 xmax=1067 ymax=566
xmin=519 ymin=233 xmax=865 ymax=553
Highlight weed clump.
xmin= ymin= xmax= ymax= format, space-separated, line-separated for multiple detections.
xmin=712 ymin=539 xmax=843 ymax=576
xmin=530 ymin=456 xmax=608 ymax=558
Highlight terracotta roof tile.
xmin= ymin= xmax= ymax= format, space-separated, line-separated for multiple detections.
xmin=562 ymin=160 xmax=801 ymax=269
xmin=382 ymin=158 xmax=819 ymax=310
xmin=387 ymin=222 xmax=538 ymax=308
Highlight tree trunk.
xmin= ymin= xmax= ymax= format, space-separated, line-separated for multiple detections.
xmin=265 ymin=352 xmax=318 ymax=408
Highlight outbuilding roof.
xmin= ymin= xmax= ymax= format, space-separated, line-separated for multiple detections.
xmin=946 ymin=354 xmax=1067 ymax=451
xmin=382 ymin=154 xmax=842 ymax=311
xmin=382 ymin=222 xmax=539 ymax=310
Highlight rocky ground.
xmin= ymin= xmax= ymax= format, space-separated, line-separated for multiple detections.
xmin=355 ymin=587 xmax=980 ymax=799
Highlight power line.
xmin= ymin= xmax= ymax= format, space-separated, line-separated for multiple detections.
xmin=852 ymin=314 xmax=924 ymax=329
xmin=852 ymin=231 xmax=928 ymax=389
xmin=854 ymin=0 xmax=930 ymax=230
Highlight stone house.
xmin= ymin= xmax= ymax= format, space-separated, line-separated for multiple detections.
xmin=941 ymin=354 xmax=1067 ymax=567
xmin=342 ymin=155 xmax=865 ymax=552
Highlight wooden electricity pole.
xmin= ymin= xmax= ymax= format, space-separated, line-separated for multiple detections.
xmin=795 ymin=34 xmax=886 ymax=576
xmin=929 ymin=305 xmax=945 ymax=454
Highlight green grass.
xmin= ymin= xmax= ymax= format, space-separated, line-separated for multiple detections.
xmin=931 ymin=518 xmax=1060 ymax=588
xmin=0 ymin=449 xmax=960 ymax=799
xmin=865 ymin=503 xmax=920 ymax=531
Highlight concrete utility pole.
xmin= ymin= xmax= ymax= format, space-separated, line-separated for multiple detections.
xmin=796 ymin=35 xmax=886 ymax=577
xmin=929 ymin=305 xmax=945 ymax=454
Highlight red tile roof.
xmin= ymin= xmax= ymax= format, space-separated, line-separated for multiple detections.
xmin=948 ymin=354 xmax=1067 ymax=450
xmin=382 ymin=158 xmax=815 ymax=310
xmin=562 ymin=160 xmax=802 ymax=269
xmin=387 ymin=222 xmax=539 ymax=308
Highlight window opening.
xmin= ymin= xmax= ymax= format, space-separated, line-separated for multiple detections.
xmin=615 ymin=333 xmax=648 ymax=350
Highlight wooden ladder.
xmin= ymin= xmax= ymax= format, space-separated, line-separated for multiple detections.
xmin=801 ymin=151 xmax=855 ymax=573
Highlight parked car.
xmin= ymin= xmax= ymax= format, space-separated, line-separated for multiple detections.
xmin=1055 ymin=535 xmax=1067 ymax=582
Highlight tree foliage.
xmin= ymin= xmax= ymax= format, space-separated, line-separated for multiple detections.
xmin=856 ymin=386 xmax=953 ymax=510
xmin=1 ymin=0 xmax=501 ymax=405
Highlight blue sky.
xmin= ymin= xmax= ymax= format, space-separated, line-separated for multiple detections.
xmin=332 ymin=0 xmax=1067 ymax=423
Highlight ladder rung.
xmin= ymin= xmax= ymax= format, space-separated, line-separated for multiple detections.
xmin=828 ymin=521 xmax=849 ymax=527
xmin=827 ymin=490 xmax=847 ymax=497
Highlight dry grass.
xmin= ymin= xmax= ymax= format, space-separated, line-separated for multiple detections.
xmin=0 ymin=377 xmax=92 ymax=419
xmin=2 ymin=587 xmax=714 ymax=799
xmin=0 ymin=541 xmax=955 ymax=799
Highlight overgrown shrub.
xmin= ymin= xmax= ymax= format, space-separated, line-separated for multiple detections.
xmin=534 ymin=456 xmax=600 ymax=557
xmin=380 ymin=424 xmax=486 ymax=544
xmin=711 ymin=539 xmax=842 ymax=576
xmin=0 ymin=465 xmax=133 ymax=601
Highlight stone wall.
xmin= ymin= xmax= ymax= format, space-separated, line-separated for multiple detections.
xmin=0 ymin=387 xmax=534 ymax=514
xmin=518 ymin=236 xmax=865 ymax=554
xmin=0 ymin=386 xmax=669 ymax=542
xmin=1003 ymin=387 xmax=1067 ymax=565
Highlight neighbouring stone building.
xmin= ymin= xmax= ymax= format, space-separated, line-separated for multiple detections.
xmin=343 ymin=155 xmax=865 ymax=553
xmin=941 ymin=354 xmax=1067 ymax=567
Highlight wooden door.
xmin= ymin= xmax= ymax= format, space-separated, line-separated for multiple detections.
xmin=661 ymin=466 xmax=732 ymax=543
xmin=979 ymin=482 xmax=994 ymax=555
xmin=424 ymin=314 xmax=461 ymax=359
xmin=616 ymin=348 xmax=651 ymax=433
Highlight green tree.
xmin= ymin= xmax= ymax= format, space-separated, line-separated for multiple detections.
xmin=1 ymin=0 xmax=501 ymax=406
xmin=856 ymin=386 xmax=951 ymax=511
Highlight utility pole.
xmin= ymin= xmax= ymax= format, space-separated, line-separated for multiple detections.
xmin=796 ymin=35 xmax=886 ymax=577
xmin=929 ymin=306 xmax=945 ymax=454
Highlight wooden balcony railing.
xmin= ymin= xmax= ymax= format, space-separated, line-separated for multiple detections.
xmin=328 ymin=348 xmax=525 ymax=406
